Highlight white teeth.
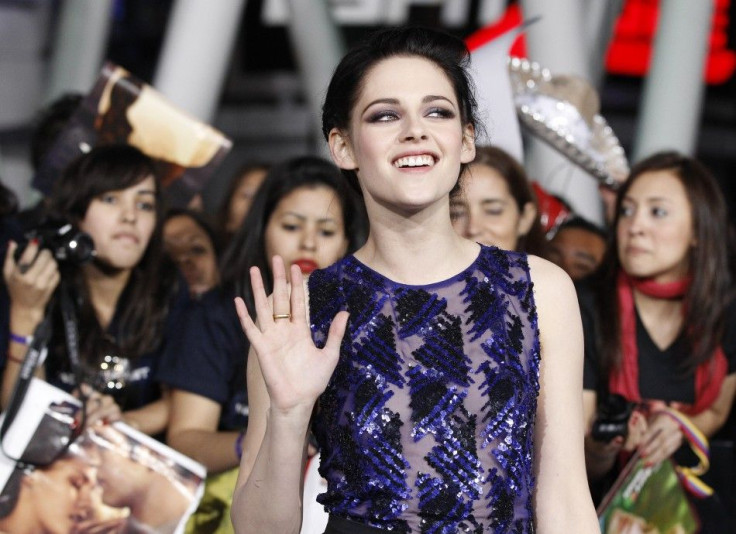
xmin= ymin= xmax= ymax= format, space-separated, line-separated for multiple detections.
xmin=394 ymin=155 xmax=434 ymax=168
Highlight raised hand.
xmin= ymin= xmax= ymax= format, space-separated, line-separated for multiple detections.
xmin=235 ymin=256 xmax=348 ymax=417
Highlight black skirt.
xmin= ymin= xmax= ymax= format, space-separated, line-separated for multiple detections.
xmin=323 ymin=515 xmax=388 ymax=534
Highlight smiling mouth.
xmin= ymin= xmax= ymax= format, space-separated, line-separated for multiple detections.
xmin=393 ymin=155 xmax=436 ymax=168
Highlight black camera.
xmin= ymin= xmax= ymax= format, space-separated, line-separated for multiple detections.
xmin=591 ymin=393 xmax=634 ymax=442
xmin=15 ymin=218 xmax=95 ymax=266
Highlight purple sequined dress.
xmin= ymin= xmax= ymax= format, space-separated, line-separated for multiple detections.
xmin=308 ymin=245 xmax=540 ymax=533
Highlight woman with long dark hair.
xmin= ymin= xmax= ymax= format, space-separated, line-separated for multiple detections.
xmin=157 ymin=155 xmax=366 ymax=533
xmin=2 ymin=144 xmax=185 ymax=436
xmin=582 ymin=151 xmax=736 ymax=530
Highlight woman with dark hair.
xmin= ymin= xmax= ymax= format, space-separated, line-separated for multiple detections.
xmin=232 ymin=26 xmax=597 ymax=534
xmin=451 ymin=145 xmax=548 ymax=257
xmin=163 ymin=208 xmax=221 ymax=297
xmin=157 ymin=155 xmax=366 ymax=532
xmin=582 ymin=151 xmax=736 ymax=530
xmin=216 ymin=162 xmax=269 ymax=246
xmin=2 ymin=144 xmax=186 ymax=436
xmin=220 ymin=156 xmax=367 ymax=316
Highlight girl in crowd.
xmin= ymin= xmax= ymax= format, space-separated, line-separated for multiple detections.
xmin=232 ymin=27 xmax=597 ymax=533
xmin=2 ymin=145 xmax=186 ymax=436
xmin=163 ymin=208 xmax=221 ymax=298
xmin=157 ymin=156 xmax=366 ymax=532
xmin=451 ymin=145 xmax=548 ymax=256
xmin=581 ymin=152 xmax=736 ymax=530
xmin=216 ymin=162 xmax=269 ymax=246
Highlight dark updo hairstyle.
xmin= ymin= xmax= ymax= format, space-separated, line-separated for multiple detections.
xmin=48 ymin=144 xmax=175 ymax=360
xmin=220 ymin=155 xmax=368 ymax=315
xmin=594 ymin=151 xmax=734 ymax=377
xmin=321 ymin=26 xmax=481 ymax=194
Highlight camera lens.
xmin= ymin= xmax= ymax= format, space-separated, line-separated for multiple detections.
xmin=54 ymin=231 xmax=95 ymax=264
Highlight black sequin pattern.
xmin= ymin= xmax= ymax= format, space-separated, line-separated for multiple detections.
xmin=310 ymin=246 xmax=540 ymax=533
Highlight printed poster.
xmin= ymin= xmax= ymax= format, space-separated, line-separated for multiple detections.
xmin=33 ymin=61 xmax=232 ymax=208
xmin=0 ymin=378 xmax=205 ymax=533
xmin=597 ymin=452 xmax=699 ymax=534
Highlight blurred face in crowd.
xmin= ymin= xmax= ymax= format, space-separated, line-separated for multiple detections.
xmin=79 ymin=176 xmax=157 ymax=272
xmin=548 ymin=226 xmax=606 ymax=281
xmin=264 ymin=185 xmax=348 ymax=279
xmin=617 ymin=170 xmax=695 ymax=283
xmin=451 ymin=163 xmax=535 ymax=251
xmin=164 ymin=214 xmax=219 ymax=296
xmin=226 ymin=168 xmax=268 ymax=233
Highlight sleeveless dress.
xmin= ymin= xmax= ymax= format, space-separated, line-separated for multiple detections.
xmin=308 ymin=245 xmax=541 ymax=534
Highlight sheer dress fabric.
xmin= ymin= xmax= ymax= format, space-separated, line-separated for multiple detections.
xmin=308 ymin=245 xmax=541 ymax=533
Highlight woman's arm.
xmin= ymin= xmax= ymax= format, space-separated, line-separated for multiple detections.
xmin=2 ymin=241 xmax=59 ymax=407
xmin=166 ymin=389 xmax=242 ymax=474
xmin=230 ymin=257 xmax=347 ymax=534
xmin=639 ymin=373 xmax=736 ymax=465
xmin=689 ymin=373 xmax=736 ymax=437
xmin=122 ymin=394 xmax=170 ymax=436
xmin=529 ymin=256 xmax=599 ymax=533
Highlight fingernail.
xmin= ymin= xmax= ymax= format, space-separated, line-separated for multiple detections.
xmin=30 ymin=238 xmax=39 ymax=246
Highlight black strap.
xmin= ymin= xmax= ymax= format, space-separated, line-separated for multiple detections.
xmin=0 ymin=280 xmax=87 ymax=465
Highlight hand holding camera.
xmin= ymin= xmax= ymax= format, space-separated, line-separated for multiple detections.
xmin=3 ymin=219 xmax=95 ymax=321
xmin=3 ymin=239 xmax=62 ymax=326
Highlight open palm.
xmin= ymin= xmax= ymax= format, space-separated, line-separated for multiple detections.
xmin=235 ymin=256 xmax=347 ymax=415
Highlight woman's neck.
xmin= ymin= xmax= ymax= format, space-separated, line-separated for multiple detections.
xmin=355 ymin=200 xmax=478 ymax=285
xmin=83 ymin=263 xmax=132 ymax=329
xmin=632 ymin=289 xmax=685 ymax=351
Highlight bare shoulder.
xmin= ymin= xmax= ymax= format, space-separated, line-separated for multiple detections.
xmin=526 ymin=255 xmax=583 ymax=365
xmin=526 ymin=254 xmax=576 ymax=305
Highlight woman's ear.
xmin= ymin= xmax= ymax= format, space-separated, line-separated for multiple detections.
xmin=517 ymin=202 xmax=538 ymax=237
xmin=460 ymin=124 xmax=476 ymax=164
xmin=328 ymin=128 xmax=357 ymax=170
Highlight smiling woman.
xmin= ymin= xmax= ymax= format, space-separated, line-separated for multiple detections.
xmin=2 ymin=145 xmax=188 ymax=438
xmin=451 ymin=146 xmax=548 ymax=256
xmin=231 ymin=26 xmax=599 ymax=534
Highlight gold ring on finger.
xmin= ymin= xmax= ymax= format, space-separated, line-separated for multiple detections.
xmin=273 ymin=313 xmax=291 ymax=320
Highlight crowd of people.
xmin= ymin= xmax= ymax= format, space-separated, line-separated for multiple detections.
xmin=0 ymin=23 xmax=734 ymax=534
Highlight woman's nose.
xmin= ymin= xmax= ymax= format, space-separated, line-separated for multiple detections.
xmin=625 ymin=210 xmax=645 ymax=235
xmin=120 ymin=202 xmax=137 ymax=223
xmin=400 ymin=115 xmax=427 ymax=142
xmin=465 ymin=212 xmax=481 ymax=238
xmin=300 ymin=229 xmax=317 ymax=251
